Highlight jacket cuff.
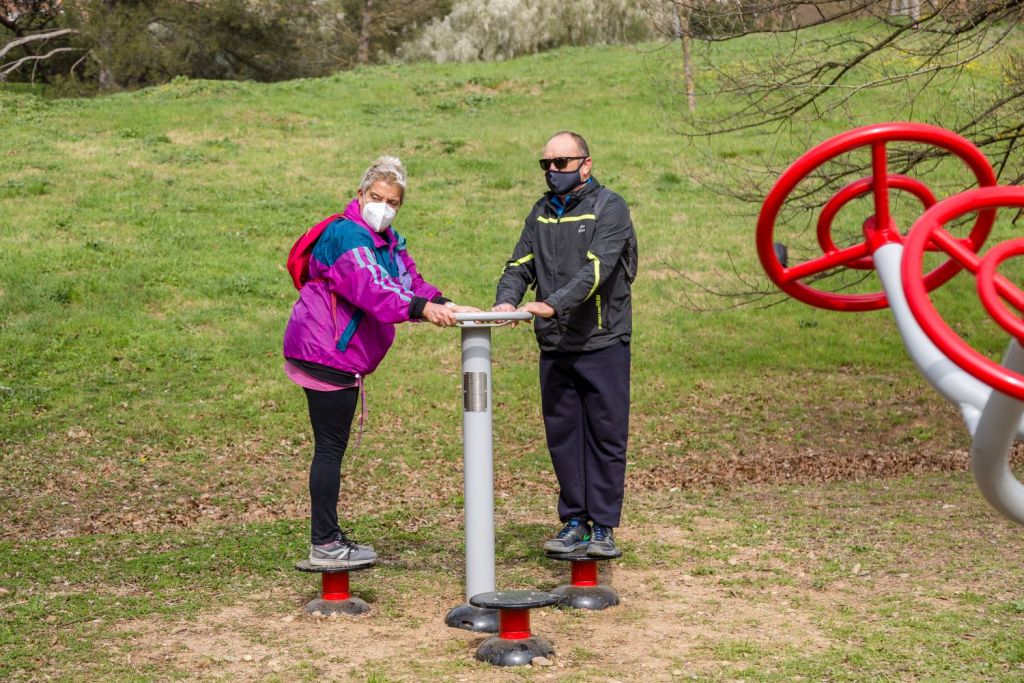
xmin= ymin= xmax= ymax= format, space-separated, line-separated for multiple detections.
xmin=409 ymin=296 xmax=428 ymax=319
xmin=541 ymin=293 xmax=562 ymax=312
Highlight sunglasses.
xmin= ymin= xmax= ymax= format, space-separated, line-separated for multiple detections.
xmin=538 ymin=156 xmax=588 ymax=171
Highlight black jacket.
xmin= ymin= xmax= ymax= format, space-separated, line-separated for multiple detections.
xmin=495 ymin=178 xmax=637 ymax=353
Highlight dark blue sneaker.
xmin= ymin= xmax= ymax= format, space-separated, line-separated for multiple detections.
xmin=587 ymin=525 xmax=618 ymax=557
xmin=543 ymin=518 xmax=591 ymax=553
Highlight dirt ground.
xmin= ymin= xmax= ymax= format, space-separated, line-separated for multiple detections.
xmin=94 ymin=491 xmax=1024 ymax=682
xmin=113 ymin=542 xmax=832 ymax=681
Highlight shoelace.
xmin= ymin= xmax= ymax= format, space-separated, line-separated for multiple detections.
xmin=557 ymin=521 xmax=582 ymax=539
xmin=592 ymin=526 xmax=609 ymax=542
xmin=336 ymin=530 xmax=361 ymax=550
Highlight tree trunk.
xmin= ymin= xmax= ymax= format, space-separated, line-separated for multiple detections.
xmin=890 ymin=0 xmax=921 ymax=19
xmin=357 ymin=0 xmax=373 ymax=65
xmin=673 ymin=2 xmax=696 ymax=113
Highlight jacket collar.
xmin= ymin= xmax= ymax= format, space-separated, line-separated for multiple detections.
xmin=545 ymin=177 xmax=600 ymax=214
xmin=342 ymin=198 xmax=395 ymax=248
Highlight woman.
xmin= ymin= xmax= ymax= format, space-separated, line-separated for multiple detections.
xmin=283 ymin=155 xmax=474 ymax=567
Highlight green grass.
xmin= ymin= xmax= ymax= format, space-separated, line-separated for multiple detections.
xmin=2 ymin=30 xmax=1024 ymax=681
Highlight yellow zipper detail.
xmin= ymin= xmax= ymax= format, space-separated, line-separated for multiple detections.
xmin=595 ymin=294 xmax=602 ymax=329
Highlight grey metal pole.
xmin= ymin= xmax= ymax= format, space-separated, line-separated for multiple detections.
xmin=875 ymin=244 xmax=1024 ymax=524
xmin=461 ymin=325 xmax=495 ymax=600
xmin=971 ymin=340 xmax=1024 ymax=525
xmin=444 ymin=311 xmax=532 ymax=633
xmin=873 ymin=243 xmax=992 ymax=436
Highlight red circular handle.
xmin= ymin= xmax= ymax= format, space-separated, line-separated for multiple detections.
xmin=903 ymin=186 xmax=1024 ymax=400
xmin=817 ymin=174 xmax=937 ymax=270
xmin=757 ymin=122 xmax=997 ymax=311
xmin=978 ymin=239 xmax=1024 ymax=341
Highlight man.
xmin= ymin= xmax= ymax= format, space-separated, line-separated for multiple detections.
xmin=493 ymin=131 xmax=637 ymax=557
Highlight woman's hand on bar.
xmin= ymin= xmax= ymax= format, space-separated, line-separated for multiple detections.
xmin=423 ymin=302 xmax=458 ymax=328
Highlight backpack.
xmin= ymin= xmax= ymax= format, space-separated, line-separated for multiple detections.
xmin=286 ymin=214 xmax=344 ymax=290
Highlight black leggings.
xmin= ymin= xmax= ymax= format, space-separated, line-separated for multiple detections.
xmin=304 ymin=387 xmax=359 ymax=545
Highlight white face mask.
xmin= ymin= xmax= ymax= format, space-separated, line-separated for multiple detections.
xmin=361 ymin=201 xmax=397 ymax=232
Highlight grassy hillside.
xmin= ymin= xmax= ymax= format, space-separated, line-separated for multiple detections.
xmin=2 ymin=38 xmax=1023 ymax=680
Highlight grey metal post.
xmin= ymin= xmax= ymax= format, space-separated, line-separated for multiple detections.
xmin=444 ymin=311 xmax=533 ymax=632
xmin=873 ymin=243 xmax=993 ymax=437
xmin=971 ymin=340 xmax=1024 ymax=525
xmin=461 ymin=325 xmax=495 ymax=600
xmin=875 ymin=243 xmax=1024 ymax=524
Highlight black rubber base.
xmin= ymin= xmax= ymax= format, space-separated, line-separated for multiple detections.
xmin=294 ymin=559 xmax=375 ymax=573
xmin=476 ymin=635 xmax=555 ymax=667
xmin=469 ymin=590 xmax=558 ymax=610
xmin=551 ymin=583 xmax=620 ymax=610
xmin=444 ymin=603 xmax=499 ymax=633
xmin=544 ymin=548 xmax=622 ymax=562
xmin=303 ymin=597 xmax=370 ymax=616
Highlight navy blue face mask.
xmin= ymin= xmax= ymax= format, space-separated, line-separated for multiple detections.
xmin=545 ymin=169 xmax=582 ymax=195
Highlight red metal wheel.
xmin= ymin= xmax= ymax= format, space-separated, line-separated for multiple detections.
xmin=903 ymin=186 xmax=1024 ymax=400
xmin=757 ymin=122 xmax=997 ymax=311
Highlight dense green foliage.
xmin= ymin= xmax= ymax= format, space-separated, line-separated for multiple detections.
xmin=66 ymin=0 xmax=320 ymax=86
xmin=2 ymin=0 xmax=452 ymax=93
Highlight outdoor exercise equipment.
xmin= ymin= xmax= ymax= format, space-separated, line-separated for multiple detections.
xmin=902 ymin=186 xmax=1024 ymax=523
xmin=444 ymin=310 xmax=534 ymax=633
xmin=294 ymin=559 xmax=374 ymax=616
xmin=469 ymin=590 xmax=557 ymax=667
xmin=545 ymin=548 xmax=621 ymax=610
xmin=756 ymin=121 xmax=1024 ymax=526
xmin=756 ymin=122 xmax=997 ymax=312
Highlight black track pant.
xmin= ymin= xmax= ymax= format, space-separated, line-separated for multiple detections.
xmin=304 ymin=387 xmax=359 ymax=545
xmin=539 ymin=341 xmax=630 ymax=528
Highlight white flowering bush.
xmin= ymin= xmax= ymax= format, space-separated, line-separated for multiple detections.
xmin=399 ymin=0 xmax=654 ymax=63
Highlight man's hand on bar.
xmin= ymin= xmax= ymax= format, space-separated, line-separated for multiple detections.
xmin=519 ymin=302 xmax=554 ymax=319
xmin=492 ymin=302 xmax=518 ymax=326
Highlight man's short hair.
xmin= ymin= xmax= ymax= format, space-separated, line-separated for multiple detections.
xmin=551 ymin=131 xmax=590 ymax=157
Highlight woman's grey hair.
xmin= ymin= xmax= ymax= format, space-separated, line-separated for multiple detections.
xmin=359 ymin=155 xmax=407 ymax=198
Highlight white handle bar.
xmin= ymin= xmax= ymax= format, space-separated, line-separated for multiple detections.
xmin=454 ymin=311 xmax=533 ymax=328
xmin=455 ymin=312 xmax=533 ymax=322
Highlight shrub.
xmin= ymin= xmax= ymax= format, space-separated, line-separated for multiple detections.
xmin=398 ymin=0 xmax=654 ymax=64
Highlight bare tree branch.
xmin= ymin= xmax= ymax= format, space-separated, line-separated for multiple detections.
xmin=1 ymin=45 xmax=79 ymax=79
xmin=0 ymin=27 xmax=75 ymax=60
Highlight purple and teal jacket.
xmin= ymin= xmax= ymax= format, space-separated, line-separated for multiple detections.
xmin=283 ymin=199 xmax=444 ymax=376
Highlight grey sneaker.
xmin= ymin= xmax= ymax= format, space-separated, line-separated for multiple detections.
xmin=543 ymin=518 xmax=591 ymax=553
xmin=309 ymin=531 xmax=377 ymax=568
xmin=587 ymin=525 xmax=618 ymax=557
xmin=336 ymin=530 xmax=374 ymax=553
